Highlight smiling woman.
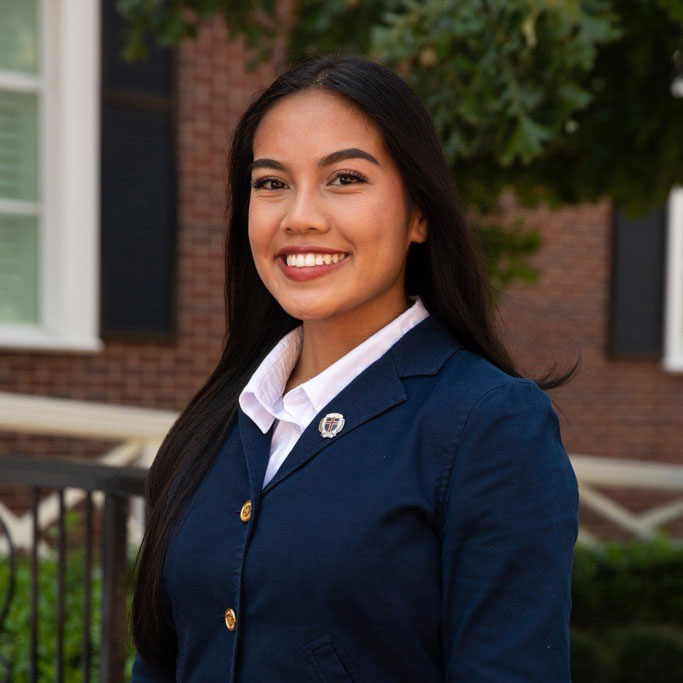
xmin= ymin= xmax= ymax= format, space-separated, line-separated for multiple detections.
xmin=130 ymin=54 xmax=581 ymax=682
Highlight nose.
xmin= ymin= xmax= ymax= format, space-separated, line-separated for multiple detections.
xmin=281 ymin=183 xmax=329 ymax=234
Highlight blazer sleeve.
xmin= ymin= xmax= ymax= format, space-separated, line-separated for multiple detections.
xmin=438 ymin=380 xmax=579 ymax=682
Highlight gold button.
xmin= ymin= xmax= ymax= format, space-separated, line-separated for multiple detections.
xmin=224 ymin=607 xmax=237 ymax=631
xmin=240 ymin=500 xmax=252 ymax=522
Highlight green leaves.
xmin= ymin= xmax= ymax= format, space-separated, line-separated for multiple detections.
xmin=502 ymin=113 xmax=554 ymax=166
xmin=368 ymin=0 xmax=620 ymax=170
xmin=570 ymin=532 xmax=683 ymax=682
xmin=475 ymin=218 xmax=543 ymax=299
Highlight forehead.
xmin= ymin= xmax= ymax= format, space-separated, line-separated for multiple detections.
xmin=252 ymin=90 xmax=386 ymax=158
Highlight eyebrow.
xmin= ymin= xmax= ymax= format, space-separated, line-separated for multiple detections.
xmin=248 ymin=147 xmax=380 ymax=175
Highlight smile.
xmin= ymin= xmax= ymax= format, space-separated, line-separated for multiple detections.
xmin=285 ymin=252 xmax=348 ymax=267
xmin=277 ymin=252 xmax=350 ymax=281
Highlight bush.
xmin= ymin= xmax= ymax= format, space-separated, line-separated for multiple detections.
xmin=605 ymin=625 xmax=683 ymax=683
xmin=570 ymin=628 xmax=617 ymax=683
xmin=572 ymin=534 xmax=683 ymax=629
xmin=570 ymin=534 xmax=683 ymax=682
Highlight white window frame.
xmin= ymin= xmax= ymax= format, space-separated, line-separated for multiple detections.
xmin=663 ymin=185 xmax=683 ymax=372
xmin=0 ymin=0 xmax=103 ymax=353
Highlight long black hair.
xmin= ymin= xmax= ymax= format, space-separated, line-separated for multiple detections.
xmin=131 ymin=53 xmax=580 ymax=667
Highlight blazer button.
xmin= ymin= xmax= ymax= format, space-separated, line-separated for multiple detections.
xmin=240 ymin=500 xmax=252 ymax=522
xmin=224 ymin=607 xmax=237 ymax=631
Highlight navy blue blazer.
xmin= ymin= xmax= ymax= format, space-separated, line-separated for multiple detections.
xmin=132 ymin=313 xmax=579 ymax=682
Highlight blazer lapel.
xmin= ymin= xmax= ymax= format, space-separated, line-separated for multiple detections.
xmin=239 ymin=408 xmax=277 ymax=508
xmin=260 ymin=347 xmax=407 ymax=496
xmin=240 ymin=313 xmax=464 ymax=500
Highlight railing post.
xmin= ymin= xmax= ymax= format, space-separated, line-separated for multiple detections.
xmin=30 ymin=487 xmax=39 ymax=683
xmin=83 ymin=490 xmax=93 ymax=682
xmin=0 ymin=512 xmax=16 ymax=682
xmin=56 ymin=488 xmax=66 ymax=682
xmin=100 ymin=493 xmax=129 ymax=683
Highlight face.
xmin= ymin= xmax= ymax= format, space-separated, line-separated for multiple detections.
xmin=247 ymin=89 xmax=427 ymax=323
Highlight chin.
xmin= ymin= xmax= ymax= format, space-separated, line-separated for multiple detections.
xmin=277 ymin=295 xmax=347 ymax=322
xmin=282 ymin=304 xmax=336 ymax=321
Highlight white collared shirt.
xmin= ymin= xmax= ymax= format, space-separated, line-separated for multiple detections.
xmin=238 ymin=295 xmax=430 ymax=489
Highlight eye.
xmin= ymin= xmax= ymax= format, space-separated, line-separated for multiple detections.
xmin=250 ymin=177 xmax=286 ymax=191
xmin=330 ymin=170 xmax=368 ymax=186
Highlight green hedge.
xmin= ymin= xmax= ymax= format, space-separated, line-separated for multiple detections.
xmin=2 ymin=523 xmax=683 ymax=681
xmin=570 ymin=534 xmax=683 ymax=682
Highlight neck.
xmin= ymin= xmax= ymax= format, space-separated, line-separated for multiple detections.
xmin=285 ymin=292 xmax=411 ymax=393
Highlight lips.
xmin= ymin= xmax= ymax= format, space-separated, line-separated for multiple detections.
xmin=276 ymin=251 xmax=351 ymax=282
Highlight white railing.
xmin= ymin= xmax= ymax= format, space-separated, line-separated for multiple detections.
xmin=0 ymin=391 xmax=175 ymax=552
xmin=571 ymin=454 xmax=683 ymax=545
xmin=1 ymin=392 xmax=683 ymax=548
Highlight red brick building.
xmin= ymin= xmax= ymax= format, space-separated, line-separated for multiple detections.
xmin=1 ymin=1 xmax=682 ymax=540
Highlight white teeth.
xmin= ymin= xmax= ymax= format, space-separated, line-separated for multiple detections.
xmin=285 ymin=252 xmax=348 ymax=267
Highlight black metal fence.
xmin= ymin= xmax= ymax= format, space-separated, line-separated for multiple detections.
xmin=0 ymin=455 xmax=147 ymax=682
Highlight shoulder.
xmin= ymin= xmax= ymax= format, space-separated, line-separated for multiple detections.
xmin=391 ymin=312 xmax=560 ymax=462
xmin=429 ymin=350 xmax=577 ymax=532
xmin=413 ymin=345 xmax=576 ymax=517
xmin=433 ymin=345 xmax=563 ymax=460
xmin=414 ymin=339 xmax=553 ymax=450
xmin=393 ymin=312 xmax=550 ymax=425
xmin=447 ymin=351 xmax=553 ymax=435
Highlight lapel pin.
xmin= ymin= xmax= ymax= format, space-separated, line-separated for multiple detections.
xmin=319 ymin=412 xmax=345 ymax=438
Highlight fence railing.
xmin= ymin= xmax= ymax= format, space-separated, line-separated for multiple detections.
xmin=0 ymin=391 xmax=174 ymax=552
xmin=571 ymin=454 xmax=683 ymax=544
xmin=0 ymin=455 xmax=146 ymax=682
xmin=0 ymin=391 xmax=174 ymax=682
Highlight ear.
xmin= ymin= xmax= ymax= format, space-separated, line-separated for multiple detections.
xmin=408 ymin=205 xmax=428 ymax=244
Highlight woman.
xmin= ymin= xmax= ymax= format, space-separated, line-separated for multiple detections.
xmin=131 ymin=54 xmax=580 ymax=682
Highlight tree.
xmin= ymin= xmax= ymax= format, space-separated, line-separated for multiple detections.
xmin=115 ymin=0 xmax=683 ymax=292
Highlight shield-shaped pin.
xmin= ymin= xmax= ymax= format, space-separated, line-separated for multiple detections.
xmin=318 ymin=412 xmax=345 ymax=438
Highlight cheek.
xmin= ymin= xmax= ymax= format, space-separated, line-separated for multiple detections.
xmin=247 ymin=205 xmax=273 ymax=256
xmin=347 ymin=195 xmax=409 ymax=260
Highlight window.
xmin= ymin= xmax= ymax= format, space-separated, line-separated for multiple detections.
xmin=609 ymin=186 xmax=683 ymax=374
xmin=663 ymin=186 xmax=683 ymax=371
xmin=609 ymin=204 xmax=666 ymax=360
xmin=99 ymin=0 xmax=177 ymax=341
xmin=0 ymin=0 xmax=102 ymax=352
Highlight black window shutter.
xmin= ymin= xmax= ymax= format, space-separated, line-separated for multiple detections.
xmin=100 ymin=0 xmax=177 ymax=340
xmin=608 ymin=204 xmax=667 ymax=358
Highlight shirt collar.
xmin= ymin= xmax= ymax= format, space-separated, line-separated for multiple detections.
xmin=301 ymin=296 xmax=429 ymax=414
xmin=238 ymin=324 xmax=304 ymax=433
xmin=238 ymin=295 xmax=430 ymax=433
